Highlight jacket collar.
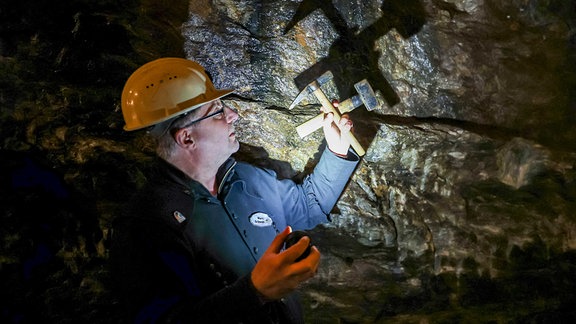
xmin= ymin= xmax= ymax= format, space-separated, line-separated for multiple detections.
xmin=216 ymin=158 xmax=237 ymax=195
xmin=154 ymin=157 xmax=237 ymax=197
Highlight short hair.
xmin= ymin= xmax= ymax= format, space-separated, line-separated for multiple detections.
xmin=150 ymin=109 xmax=202 ymax=160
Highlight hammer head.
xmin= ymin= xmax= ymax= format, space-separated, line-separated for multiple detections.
xmin=354 ymin=79 xmax=379 ymax=111
xmin=289 ymin=71 xmax=333 ymax=110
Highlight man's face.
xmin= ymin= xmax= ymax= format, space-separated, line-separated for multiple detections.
xmin=187 ymin=100 xmax=240 ymax=164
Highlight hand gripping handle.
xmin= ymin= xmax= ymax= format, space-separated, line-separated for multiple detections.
xmin=296 ymin=97 xmax=357 ymax=138
xmin=310 ymin=82 xmax=365 ymax=156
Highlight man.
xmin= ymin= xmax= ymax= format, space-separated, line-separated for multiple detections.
xmin=111 ymin=57 xmax=359 ymax=323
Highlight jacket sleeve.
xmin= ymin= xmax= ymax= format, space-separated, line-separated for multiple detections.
xmin=280 ymin=147 xmax=359 ymax=229
xmin=165 ymin=274 xmax=276 ymax=323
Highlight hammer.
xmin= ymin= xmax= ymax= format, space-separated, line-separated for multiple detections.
xmin=289 ymin=72 xmax=380 ymax=156
xmin=294 ymin=78 xmax=380 ymax=139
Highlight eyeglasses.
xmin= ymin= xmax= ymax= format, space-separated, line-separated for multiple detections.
xmin=179 ymin=107 xmax=224 ymax=129
xmin=176 ymin=101 xmax=236 ymax=130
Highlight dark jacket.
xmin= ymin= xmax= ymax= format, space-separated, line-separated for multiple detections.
xmin=111 ymin=148 xmax=359 ymax=323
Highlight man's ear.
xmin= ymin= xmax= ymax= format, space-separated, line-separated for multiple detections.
xmin=173 ymin=128 xmax=195 ymax=147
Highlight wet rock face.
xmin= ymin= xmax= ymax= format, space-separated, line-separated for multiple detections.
xmin=1 ymin=0 xmax=576 ymax=322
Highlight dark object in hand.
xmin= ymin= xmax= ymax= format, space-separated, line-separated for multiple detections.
xmin=284 ymin=231 xmax=311 ymax=262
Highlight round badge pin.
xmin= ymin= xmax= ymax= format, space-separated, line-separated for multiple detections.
xmin=249 ymin=212 xmax=273 ymax=227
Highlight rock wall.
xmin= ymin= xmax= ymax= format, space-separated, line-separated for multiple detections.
xmin=183 ymin=1 xmax=576 ymax=321
xmin=1 ymin=0 xmax=575 ymax=322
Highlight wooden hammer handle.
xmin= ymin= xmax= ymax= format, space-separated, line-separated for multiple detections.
xmin=296 ymin=98 xmax=356 ymax=138
xmin=310 ymin=83 xmax=365 ymax=156
xmin=296 ymin=114 xmax=324 ymax=138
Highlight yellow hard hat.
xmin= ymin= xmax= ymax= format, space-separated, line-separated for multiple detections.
xmin=121 ymin=57 xmax=234 ymax=131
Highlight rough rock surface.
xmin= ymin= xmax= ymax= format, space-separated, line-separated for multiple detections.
xmin=1 ymin=0 xmax=575 ymax=322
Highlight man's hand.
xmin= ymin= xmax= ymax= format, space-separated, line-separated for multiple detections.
xmin=251 ymin=226 xmax=320 ymax=300
xmin=322 ymin=100 xmax=353 ymax=157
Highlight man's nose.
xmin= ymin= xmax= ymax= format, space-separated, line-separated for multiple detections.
xmin=225 ymin=106 xmax=239 ymax=123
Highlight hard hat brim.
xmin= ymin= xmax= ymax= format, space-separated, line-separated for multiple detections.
xmin=143 ymin=88 xmax=234 ymax=136
xmin=123 ymin=88 xmax=234 ymax=132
